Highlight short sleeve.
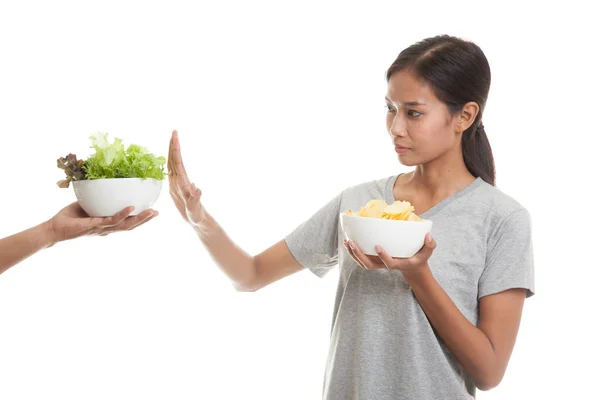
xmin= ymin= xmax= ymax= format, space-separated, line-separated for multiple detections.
xmin=478 ymin=208 xmax=535 ymax=299
xmin=284 ymin=192 xmax=343 ymax=278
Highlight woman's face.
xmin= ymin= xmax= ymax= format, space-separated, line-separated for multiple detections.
xmin=385 ymin=69 xmax=462 ymax=167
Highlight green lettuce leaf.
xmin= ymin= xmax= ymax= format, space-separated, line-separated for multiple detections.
xmin=83 ymin=133 xmax=167 ymax=180
xmin=57 ymin=133 xmax=167 ymax=186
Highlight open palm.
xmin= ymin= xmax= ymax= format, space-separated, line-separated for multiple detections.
xmin=168 ymin=130 xmax=206 ymax=227
xmin=50 ymin=202 xmax=157 ymax=242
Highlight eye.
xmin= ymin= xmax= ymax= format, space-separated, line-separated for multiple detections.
xmin=407 ymin=110 xmax=422 ymax=118
xmin=385 ymin=104 xmax=396 ymax=113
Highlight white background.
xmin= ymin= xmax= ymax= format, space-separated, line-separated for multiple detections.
xmin=0 ymin=1 xmax=598 ymax=399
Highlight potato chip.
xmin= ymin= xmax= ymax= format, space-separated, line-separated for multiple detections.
xmin=365 ymin=199 xmax=388 ymax=209
xmin=382 ymin=200 xmax=412 ymax=220
xmin=407 ymin=212 xmax=422 ymax=221
xmin=357 ymin=206 xmax=370 ymax=217
xmin=346 ymin=199 xmax=423 ymax=221
xmin=362 ymin=199 xmax=386 ymax=218
xmin=366 ymin=206 xmax=384 ymax=218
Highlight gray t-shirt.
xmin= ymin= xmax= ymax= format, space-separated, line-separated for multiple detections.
xmin=284 ymin=174 xmax=535 ymax=400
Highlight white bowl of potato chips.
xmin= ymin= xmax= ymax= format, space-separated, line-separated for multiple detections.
xmin=340 ymin=199 xmax=433 ymax=258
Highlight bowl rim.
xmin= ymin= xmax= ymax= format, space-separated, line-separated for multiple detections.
xmin=340 ymin=212 xmax=432 ymax=224
xmin=72 ymin=177 xmax=164 ymax=184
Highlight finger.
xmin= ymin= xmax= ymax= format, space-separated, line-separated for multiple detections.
xmin=95 ymin=206 xmax=135 ymax=228
xmin=344 ymin=241 xmax=368 ymax=269
xmin=410 ymin=233 xmax=436 ymax=266
xmin=124 ymin=210 xmax=158 ymax=231
xmin=353 ymin=253 xmax=370 ymax=270
xmin=168 ymin=166 xmax=184 ymax=201
xmin=177 ymin=179 xmax=202 ymax=209
xmin=174 ymin=168 xmax=193 ymax=200
xmin=183 ymin=182 xmax=202 ymax=204
xmin=170 ymin=188 xmax=186 ymax=209
xmin=171 ymin=131 xmax=190 ymax=186
xmin=169 ymin=172 xmax=182 ymax=199
xmin=168 ymin=130 xmax=177 ymax=176
xmin=425 ymin=233 xmax=436 ymax=250
xmin=176 ymin=174 xmax=192 ymax=198
xmin=168 ymin=181 xmax=192 ymax=217
xmin=375 ymin=245 xmax=397 ymax=269
xmin=348 ymin=241 xmax=375 ymax=270
xmin=102 ymin=209 xmax=157 ymax=233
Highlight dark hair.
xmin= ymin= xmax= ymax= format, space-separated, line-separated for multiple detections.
xmin=386 ymin=35 xmax=496 ymax=186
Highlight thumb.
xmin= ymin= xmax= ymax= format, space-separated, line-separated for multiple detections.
xmin=408 ymin=233 xmax=436 ymax=266
xmin=184 ymin=183 xmax=201 ymax=203
xmin=416 ymin=233 xmax=436 ymax=260
xmin=424 ymin=233 xmax=436 ymax=252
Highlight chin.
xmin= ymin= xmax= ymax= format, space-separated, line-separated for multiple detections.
xmin=398 ymin=150 xmax=440 ymax=167
xmin=397 ymin=154 xmax=419 ymax=167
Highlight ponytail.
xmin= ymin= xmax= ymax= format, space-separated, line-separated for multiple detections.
xmin=462 ymin=119 xmax=495 ymax=186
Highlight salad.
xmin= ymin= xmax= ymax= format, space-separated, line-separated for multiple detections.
xmin=57 ymin=133 xmax=167 ymax=188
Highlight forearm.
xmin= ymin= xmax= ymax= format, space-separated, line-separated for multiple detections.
xmin=193 ymin=211 xmax=256 ymax=289
xmin=405 ymin=267 xmax=500 ymax=390
xmin=0 ymin=221 xmax=56 ymax=275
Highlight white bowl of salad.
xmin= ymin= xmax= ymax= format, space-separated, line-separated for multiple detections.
xmin=57 ymin=133 xmax=166 ymax=217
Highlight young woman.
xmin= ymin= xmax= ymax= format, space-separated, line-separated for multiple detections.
xmin=168 ymin=34 xmax=535 ymax=399
xmin=0 ymin=203 xmax=157 ymax=275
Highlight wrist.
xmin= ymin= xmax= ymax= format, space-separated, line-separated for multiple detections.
xmin=192 ymin=211 xmax=216 ymax=239
xmin=38 ymin=220 xmax=59 ymax=248
xmin=403 ymin=263 xmax=432 ymax=286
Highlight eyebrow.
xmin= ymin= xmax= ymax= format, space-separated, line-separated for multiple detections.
xmin=384 ymin=97 xmax=426 ymax=107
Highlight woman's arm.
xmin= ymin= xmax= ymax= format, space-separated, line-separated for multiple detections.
xmin=194 ymin=212 xmax=304 ymax=291
xmin=346 ymin=237 xmax=527 ymax=391
xmin=405 ymin=268 xmax=526 ymax=391
xmin=168 ymin=130 xmax=304 ymax=291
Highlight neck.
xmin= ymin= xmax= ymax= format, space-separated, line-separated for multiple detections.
xmin=407 ymin=150 xmax=475 ymax=198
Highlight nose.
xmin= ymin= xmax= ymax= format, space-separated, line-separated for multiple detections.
xmin=389 ymin=115 xmax=407 ymax=137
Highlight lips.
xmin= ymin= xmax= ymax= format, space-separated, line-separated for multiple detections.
xmin=394 ymin=145 xmax=410 ymax=154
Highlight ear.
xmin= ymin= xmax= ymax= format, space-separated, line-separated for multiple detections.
xmin=455 ymin=101 xmax=480 ymax=133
